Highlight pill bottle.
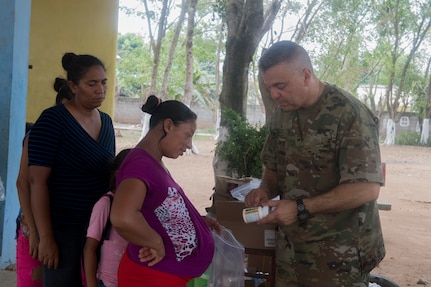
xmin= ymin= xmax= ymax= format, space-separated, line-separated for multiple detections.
xmin=242 ymin=206 xmax=269 ymax=223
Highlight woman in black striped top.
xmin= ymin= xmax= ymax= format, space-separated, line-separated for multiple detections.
xmin=28 ymin=52 xmax=115 ymax=287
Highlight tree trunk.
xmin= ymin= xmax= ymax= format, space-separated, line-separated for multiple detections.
xmin=421 ymin=61 xmax=431 ymax=144
xmin=183 ymin=0 xmax=197 ymax=107
xmin=384 ymin=118 xmax=396 ymax=145
xmin=420 ymin=119 xmax=429 ymax=144
xmin=184 ymin=0 xmax=199 ymax=154
xmin=213 ymin=0 xmax=280 ymax=182
xmin=139 ymin=0 xmax=170 ymax=141
xmin=258 ymin=70 xmax=275 ymax=127
xmin=219 ymin=0 xmax=280 ymax=118
xmin=160 ymin=0 xmax=189 ymax=98
xmin=138 ymin=112 xmax=151 ymax=143
xmin=149 ymin=0 xmax=169 ymax=95
xmin=214 ymin=22 xmax=224 ymax=140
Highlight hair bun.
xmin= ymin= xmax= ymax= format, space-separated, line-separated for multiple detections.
xmin=54 ymin=77 xmax=68 ymax=92
xmin=141 ymin=95 xmax=162 ymax=114
xmin=62 ymin=52 xmax=78 ymax=71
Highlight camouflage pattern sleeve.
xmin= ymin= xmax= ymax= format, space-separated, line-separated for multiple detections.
xmin=335 ymin=90 xmax=384 ymax=185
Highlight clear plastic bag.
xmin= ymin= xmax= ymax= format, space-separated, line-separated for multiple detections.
xmin=229 ymin=178 xmax=261 ymax=202
xmin=208 ymin=227 xmax=245 ymax=287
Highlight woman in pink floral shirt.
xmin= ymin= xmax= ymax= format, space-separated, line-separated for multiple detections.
xmin=111 ymin=95 xmax=220 ymax=287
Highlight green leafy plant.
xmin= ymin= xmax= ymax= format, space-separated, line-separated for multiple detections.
xmin=395 ymin=131 xmax=431 ymax=147
xmin=215 ymin=109 xmax=268 ymax=178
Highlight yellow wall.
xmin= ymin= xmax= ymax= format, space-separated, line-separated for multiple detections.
xmin=27 ymin=0 xmax=119 ymax=122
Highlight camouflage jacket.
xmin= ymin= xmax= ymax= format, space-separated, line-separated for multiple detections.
xmin=262 ymin=84 xmax=385 ymax=275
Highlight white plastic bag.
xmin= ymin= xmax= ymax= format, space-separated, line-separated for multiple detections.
xmin=229 ymin=178 xmax=261 ymax=202
xmin=207 ymin=227 xmax=245 ymax=287
xmin=0 ymin=177 xmax=5 ymax=201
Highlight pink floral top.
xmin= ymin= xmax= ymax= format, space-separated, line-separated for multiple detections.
xmin=116 ymin=148 xmax=214 ymax=277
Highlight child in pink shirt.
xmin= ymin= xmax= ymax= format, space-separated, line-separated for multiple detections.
xmin=83 ymin=149 xmax=131 ymax=287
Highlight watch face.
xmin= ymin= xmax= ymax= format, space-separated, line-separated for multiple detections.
xmin=298 ymin=204 xmax=305 ymax=212
xmin=296 ymin=199 xmax=309 ymax=222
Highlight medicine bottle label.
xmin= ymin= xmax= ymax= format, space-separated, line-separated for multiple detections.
xmin=242 ymin=206 xmax=269 ymax=223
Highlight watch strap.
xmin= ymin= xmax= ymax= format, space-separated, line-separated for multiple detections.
xmin=296 ymin=198 xmax=310 ymax=222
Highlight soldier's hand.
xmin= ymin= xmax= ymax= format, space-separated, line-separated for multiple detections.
xmin=245 ymin=188 xmax=269 ymax=207
xmin=258 ymin=199 xmax=297 ymax=226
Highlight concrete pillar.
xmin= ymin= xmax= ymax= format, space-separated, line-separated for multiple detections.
xmin=0 ymin=0 xmax=31 ymax=268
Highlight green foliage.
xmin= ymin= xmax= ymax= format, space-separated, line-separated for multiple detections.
xmin=116 ymin=0 xmax=431 ymax=118
xmin=215 ymin=109 xmax=268 ymax=178
xmin=117 ymin=33 xmax=152 ymax=97
xmin=395 ymin=131 xmax=431 ymax=147
xmin=116 ymin=15 xmax=220 ymax=104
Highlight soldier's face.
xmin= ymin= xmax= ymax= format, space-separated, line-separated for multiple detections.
xmin=262 ymin=62 xmax=309 ymax=111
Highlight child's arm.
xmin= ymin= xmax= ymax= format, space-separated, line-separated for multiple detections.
xmin=16 ymin=136 xmax=39 ymax=258
xmin=83 ymin=237 xmax=99 ymax=287
xmin=84 ymin=194 xmax=111 ymax=287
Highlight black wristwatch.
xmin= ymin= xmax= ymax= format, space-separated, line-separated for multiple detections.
xmin=296 ymin=199 xmax=310 ymax=222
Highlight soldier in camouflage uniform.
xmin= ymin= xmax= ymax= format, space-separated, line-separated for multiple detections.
xmin=245 ymin=41 xmax=385 ymax=287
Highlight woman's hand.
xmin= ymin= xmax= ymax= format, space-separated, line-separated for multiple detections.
xmin=138 ymin=245 xmax=165 ymax=267
xmin=203 ymin=216 xmax=222 ymax=234
xmin=38 ymin=235 xmax=59 ymax=269
xmin=28 ymin=229 xmax=39 ymax=259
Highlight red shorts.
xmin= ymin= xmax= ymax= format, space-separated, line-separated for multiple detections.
xmin=118 ymin=252 xmax=192 ymax=287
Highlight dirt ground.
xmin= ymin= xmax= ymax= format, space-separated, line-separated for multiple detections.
xmin=116 ymin=128 xmax=431 ymax=287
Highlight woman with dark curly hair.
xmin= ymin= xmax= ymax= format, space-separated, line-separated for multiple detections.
xmin=28 ymin=52 xmax=115 ymax=287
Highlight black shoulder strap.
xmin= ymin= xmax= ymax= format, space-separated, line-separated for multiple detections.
xmin=101 ymin=193 xmax=114 ymax=241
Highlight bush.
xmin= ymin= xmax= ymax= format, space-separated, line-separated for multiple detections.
xmin=215 ymin=109 xmax=268 ymax=178
xmin=395 ymin=131 xmax=431 ymax=147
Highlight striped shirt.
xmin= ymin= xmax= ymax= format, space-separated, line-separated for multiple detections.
xmin=28 ymin=104 xmax=115 ymax=227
